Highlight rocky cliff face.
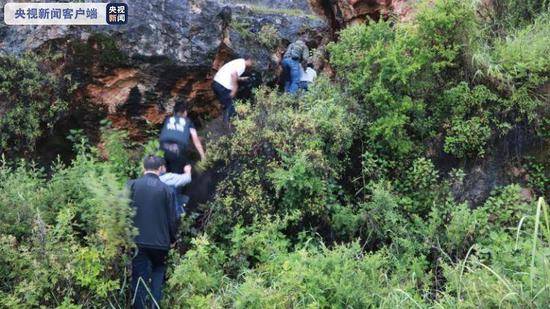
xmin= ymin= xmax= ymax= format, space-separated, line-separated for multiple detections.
xmin=0 ymin=0 xmax=327 ymax=140
xmin=308 ymin=0 xmax=413 ymax=30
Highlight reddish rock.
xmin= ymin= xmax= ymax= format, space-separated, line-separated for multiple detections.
xmin=520 ymin=187 xmax=534 ymax=202
xmin=308 ymin=0 xmax=415 ymax=30
xmin=1 ymin=0 xmax=327 ymax=146
xmin=85 ymin=68 xmax=141 ymax=113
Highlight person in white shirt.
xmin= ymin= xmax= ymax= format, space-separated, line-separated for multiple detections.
xmin=299 ymin=63 xmax=317 ymax=91
xmin=212 ymin=55 xmax=254 ymax=124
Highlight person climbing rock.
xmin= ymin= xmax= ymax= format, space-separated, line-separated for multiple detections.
xmin=127 ymin=156 xmax=177 ymax=309
xmin=299 ymin=62 xmax=318 ymax=91
xmin=282 ymin=39 xmax=310 ymax=94
xmin=159 ymin=100 xmax=206 ymax=173
xmin=212 ymin=55 xmax=255 ymax=124
xmin=160 ymin=164 xmax=192 ymax=220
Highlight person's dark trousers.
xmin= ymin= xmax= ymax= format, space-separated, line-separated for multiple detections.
xmin=160 ymin=142 xmax=187 ymax=173
xmin=298 ymin=81 xmax=309 ymax=91
xmin=281 ymin=58 xmax=301 ymax=94
xmin=131 ymin=247 xmax=169 ymax=309
xmin=281 ymin=60 xmax=291 ymax=90
xmin=168 ymin=186 xmax=186 ymax=220
xmin=212 ymin=81 xmax=235 ymax=124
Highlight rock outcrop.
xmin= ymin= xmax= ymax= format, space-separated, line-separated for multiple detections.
xmin=0 ymin=0 xmax=327 ymax=139
xmin=308 ymin=0 xmax=414 ymax=30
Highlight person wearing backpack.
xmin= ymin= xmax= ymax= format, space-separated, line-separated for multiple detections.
xmin=282 ymin=39 xmax=309 ymax=94
xmin=159 ymin=100 xmax=205 ymax=173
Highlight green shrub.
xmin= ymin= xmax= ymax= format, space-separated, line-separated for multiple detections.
xmin=440 ymin=199 xmax=549 ymax=307
xmin=329 ymin=0 xmax=476 ymax=158
xmin=444 ymin=116 xmax=492 ymax=158
xmin=228 ymin=218 xmax=289 ymax=272
xmin=203 ymin=80 xmax=357 ymax=236
xmin=493 ymin=13 xmax=550 ymax=83
xmin=0 ymin=141 xmax=136 ymax=307
xmin=233 ymin=242 xmax=424 ymax=308
xmin=270 ymin=152 xmax=332 ymax=216
xmin=165 ymin=235 xmax=227 ymax=308
xmin=471 ymin=13 xmax=548 ymax=126
xmin=398 ymin=157 xmax=440 ymax=216
xmin=444 ymin=202 xmax=489 ymax=255
xmin=0 ymin=54 xmax=68 ymax=155
xmin=489 ymin=0 xmax=549 ymax=31
xmin=329 ymin=0 xmax=545 ymax=161
xmin=0 ymin=159 xmax=44 ymax=239
xmin=525 ymin=158 xmax=549 ymax=197
xmin=257 ymin=24 xmax=280 ymax=48
xmin=99 ymin=122 xmax=142 ymax=179
xmin=482 ymin=184 xmax=532 ymax=228
xmin=70 ymin=33 xmax=128 ymax=70
xmin=358 ymin=181 xmax=403 ymax=244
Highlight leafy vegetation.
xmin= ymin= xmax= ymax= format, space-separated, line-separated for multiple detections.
xmin=0 ymin=0 xmax=548 ymax=307
xmin=0 ymin=144 xmax=136 ymax=307
xmin=257 ymin=24 xmax=281 ymax=48
xmin=0 ymin=54 xmax=69 ymax=156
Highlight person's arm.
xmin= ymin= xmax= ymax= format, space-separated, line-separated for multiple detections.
xmin=190 ymin=128 xmax=206 ymax=161
xmin=163 ymin=166 xmax=192 ymax=188
xmin=310 ymin=68 xmax=318 ymax=81
xmin=302 ymin=45 xmax=310 ymax=63
xmin=166 ymin=188 xmax=177 ymax=245
xmin=230 ymin=71 xmax=239 ymax=98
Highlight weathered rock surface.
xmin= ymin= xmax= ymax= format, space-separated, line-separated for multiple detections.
xmin=0 ymin=0 xmax=327 ymax=138
xmin=308 ymin=0 xmax=414 ymax=30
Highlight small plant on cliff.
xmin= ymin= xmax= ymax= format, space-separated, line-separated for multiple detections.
xmin=230 ymin=19 xmax=254 ymax=40
xmin=70 ymin=33 xmax=128 ymax=71
xmin=257 ymin=24 xmax=281 ymax=48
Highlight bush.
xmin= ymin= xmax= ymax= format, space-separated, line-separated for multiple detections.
xmin=482 ymin=184 xmax=532 ymax=228
xmin=329 ymin=0 xmax=476 ymax=158
xmin=489 ymin=0 xmax=549 ymax=31
xmin=471 ymin=13 xmax=548 ymax=129
xmin=440 ymin=198 xmax=549 ymax=307
xmin=0 ymin=142 xmax=135 ymax=307
xmin=444 ymin=116 xmax=492 ymax=158
xmin=233 ymin=243 xmax=397 ymax=308
xmin=0 ymin=54 xmax=68 ymax=156
xmin=203 ymin=80 xmax=357 ymax=237
xmin=0 ymin=159 xmax=44 ymax=239
xmin=329 ymin=0 xmax=545 ymax=161
xmin=257 ymin=24 xmax=281 ymax=48
xmin=165 ymin=235 xmax=227 ymax=308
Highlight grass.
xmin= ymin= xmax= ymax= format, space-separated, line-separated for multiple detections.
xmin=531 ymin=197 xmax=547 ymax=293
xmin=236 ymin=3 xmax=321 ymax=20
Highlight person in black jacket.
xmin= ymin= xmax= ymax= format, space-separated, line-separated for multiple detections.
xmin=128 ymin=156 xmax=176 ymax=309
xmin=159 ymin=100 xmax=205 ymax=173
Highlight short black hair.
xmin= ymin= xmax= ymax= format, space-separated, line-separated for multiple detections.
xmin=143 ymin=155 xmax=165 ymax=171
xmin=241 ymin=53 xmax=253 ymax=61
xmin=307 ymin=62 xmax=314 ymax=68
xmin=174 ymin=99 xmax=188 ymax=114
